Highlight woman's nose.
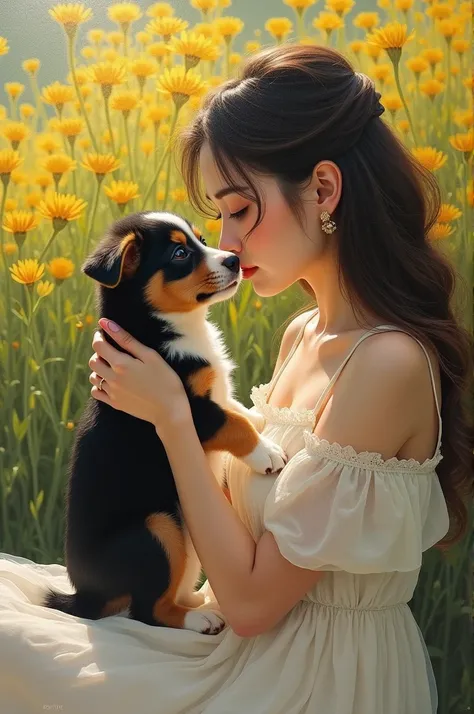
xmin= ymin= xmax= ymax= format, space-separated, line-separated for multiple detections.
xmin=218 ymin=230 xmax=241 ymax=254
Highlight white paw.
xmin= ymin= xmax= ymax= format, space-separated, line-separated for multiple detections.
xmin=241 ymin=435 xmax=288 ymax=475
xmin=184 ymin=608 xmax=226 ymax=635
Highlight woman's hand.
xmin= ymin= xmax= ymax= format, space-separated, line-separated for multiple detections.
xmin=89 ymin=318 xmax=192 ymax=437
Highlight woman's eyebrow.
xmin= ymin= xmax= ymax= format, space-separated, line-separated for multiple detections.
xmin=205 ymin=185 xmax=248 ymax=201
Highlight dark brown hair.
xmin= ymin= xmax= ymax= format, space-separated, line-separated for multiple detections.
xmin=178 ymin=43 xmax=474 ymax=546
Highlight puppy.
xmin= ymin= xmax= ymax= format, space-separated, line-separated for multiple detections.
xmin=42 ymin=211 xmax=287 ymax=635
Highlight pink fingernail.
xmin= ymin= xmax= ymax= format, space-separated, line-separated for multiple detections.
xmin=105 ymin=319 xmax=120 ymax=332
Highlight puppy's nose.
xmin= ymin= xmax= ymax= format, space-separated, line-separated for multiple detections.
xmin=221 ymin=254 xmax=240 ymax=274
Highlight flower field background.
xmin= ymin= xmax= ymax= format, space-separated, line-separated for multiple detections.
xmin=0 ymin=1 xmax=472 ymax=711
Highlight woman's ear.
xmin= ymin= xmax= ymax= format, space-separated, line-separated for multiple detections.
xmin=82 ymin=230 xmax=143 ymax=288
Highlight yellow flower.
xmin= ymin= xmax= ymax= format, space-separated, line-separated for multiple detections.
xmin=88 ymin=28 xmax=105 ymax=44
xmin=230 ymin=52 xmax=241 ymax=65
xmin=48 ymin=257 xmax=75 ymax=282
xmin=36 ymin=134 xmax=61 ymax=154
xmin=157 ymin=66 xmax=206 ymax=108
xmin=325 ymin=0 xmax=355 ymax=16
xmin=170 ymin=187 xmax=187 ymax=202
xmin=136 ymin=31 xmax=152 ymax=46
xmin=372 ymin=63 xmax=392 ymax=82
xmin=353 ymin=12 xmax=379 ymax=30
xmin=37 ymin=280 xmax=55 ymax=297
xmin=205 ymin=218 xmax=222 ymax=233
xmin=419 ymin=78 xmax=445 ymax=98
xmin=38 ymin=192 xmax=87 ymax=226
xmin=129 ymin=56 xmax=156 ymax=83
xmin=3 ymin=210 xmax=40 ymax=236
xmin=104 ymin=179 xmax=140 ymax=205
xmin=452 ymin=39 xmax=469 ymax=55
xmin=146 ymin=16 xmax=189 ymax=40
xmin=449 ymin=131 xmax=473 ymax=156
xmin=382 ymin=93 xmax=403 ymax=112
xmin=406 ymin=56 xmax=429 ymax=76
xmin=411 ymin=146 xmax=447 ymax=171
xmin=367 ymin=22 xmax=414 ymax=62
xmin=428 ymin=223 xmax=453 ymax=240
xmin=5 ymin=199 xmax=17 ymax=211
xmin=365 ymin=42 xmax=382 ymax=61
xmin=49 ymin=4 xmax=93 ymax=34
xmin=41 ymin=81 xmax=75 ymax=109
xmin=2 ymin=122 xmax=30 ymax=149
xmin=111 ymin=90 xmax=140 ymax=113
xmin=9 ymin=258 xmax=45 ymax=286
xmin=81 ymin=46 xmax=97 ymax=60
xmin=3 ymin=243 xmax=18 ymax=257
xmin=466 ymin=181 xmax=474 ymax=207
xmin=42 ymin=153 xmax=77 ymax=178
xmin=146 ymin=103 xmax=171 ymax=123
xmin=395 ymin=0 xmax=414 ymax=10
xmin=22 ymin=58 xmax=40 ymax=75
xmin=397 ymin=119 xmax=410 ymax=133
xmin=0 ymin=37 xmax=9 ymax=56
xmin=159 ymin=123 xmax=170 ymax=137
xmin=156 ymin=188 xmax=165 ymax=200
xmin=245 ymin=40 xmax=262 ymax=53
xmin=283 ymin=0 xmax=316 ymax=12
xmin=107 ymin=30 xmax=124 ymax=46
xmin=193 ymin=23 xmax=215 ymax=38
xmin=265 ymin=18 xmax=294 ymax=41
xmin=0 ymin=149 xmax=23 ymax=176
xmin=35 ymin=173 xmax=54 ymax=190
xmin=214 ymin=17 xmax=244 ymax=42
xmin=463 ymin=75 xmax=473 ymax=91
xmin=147 ymin=2 xmax=175 ymax=18
xmin=437 ymin=204 xmax=462 ymax=222
xmin=377 ymin=0 xmax=391 ymax=8
xmin=191 ymin=0 xmax=217 ymax=12
xmin=435 ymin=18 xmax=461 ymax=39
xmin=148 ymin=41 xmax=170 ymax=58
xmin=313 ymin=12 xmax=344 ymax=34
xmin=421 ymin=48 xmax=444 ymax=70
xmin=56 ymin=118 xmax=85 ymax=137
xmin=20 ymin=103 xmax=36 ymax=119
xmin=5 ymin=82 xmax=24 ymax=100
xmin=167 ymin=31 xmax=219 ymax=68
xmin=81 ymin=152 xmax=121 ymax=176
xmin=107 ymin=3 xmax=142 ymax=27
xmin=89 ymin=61 xmax=127 ymax=89
xmin=140 ymin=140 xmax=154 ymax=156
xmin=65 ymin=421 xmax=75 ymax=430
xmin=453 ymin=109 xmax=473 ymax=129
xmin=426 ymin=2 xmax=452 ymax=20
xmin=26 ymin=191 xmax=42 ymax=208
xmin=10 ymin=170 xmax=28 ymax=187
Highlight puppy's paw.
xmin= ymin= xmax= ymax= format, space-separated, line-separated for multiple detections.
xmin=241 ymin=435 xmax=288 ymax=475
xmin=184 ymin=608 xmax=226 ymax=635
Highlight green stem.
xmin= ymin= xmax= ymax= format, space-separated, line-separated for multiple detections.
xmin=392 ymin=55 xmax=418 ymax=146
xmin=0 ymin=175 xmax=12 ymax=384
xmin=84 ymin=176 xmax=102 ymax=257
xmin=104 ymin=93 xmax=118 ymax=158
xmin=142 ymin=103 xmax=180 ymax=209
xmin=38 ymin=227 xmax=60 ymax=264
xmin=67 ymin=32 xmax=99 ymax=153
xmin=123 ymin=113 xmax=135 ymax=182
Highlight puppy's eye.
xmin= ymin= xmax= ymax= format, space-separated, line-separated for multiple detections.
xmin=172 ymin=246 xmax=189 ymax=260
xmin=199 ymin=236 xmax=207 ymax=246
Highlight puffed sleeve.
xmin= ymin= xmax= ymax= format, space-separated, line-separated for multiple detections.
xmin=263 ymin=431 xmax=450 ymax=574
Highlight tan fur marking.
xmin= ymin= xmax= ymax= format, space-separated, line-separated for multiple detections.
xmin=170 ymin=230 xmax=187 ymax=245
xmin=192 ymin=226 xmax=202 ymax=240
xmin=101 ymin=594 xmax=132 ymax=617
xmin=203 ymin=410 xmax=260 ymax=457
xmin=146 ymin=512 xmax=192 ymax=628
xmin=188 ymin=367 xmax=215 ymax=397
xmin=144 ymin=260 xmax=215 ymax=313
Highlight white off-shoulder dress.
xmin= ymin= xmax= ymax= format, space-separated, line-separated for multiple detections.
xmin=0 ymin=312 xmax=449 ymax=714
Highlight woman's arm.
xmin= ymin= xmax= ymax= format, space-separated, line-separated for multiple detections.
xmin=160 ymin=414 xmax=324 ymax=638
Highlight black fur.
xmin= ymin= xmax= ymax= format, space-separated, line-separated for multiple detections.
xmin=43 ymin=212 xmax=239 ymax=626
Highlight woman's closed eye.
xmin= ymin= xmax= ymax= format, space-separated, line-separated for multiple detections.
xmin=216 ymin=206 xmax=249 ymax=221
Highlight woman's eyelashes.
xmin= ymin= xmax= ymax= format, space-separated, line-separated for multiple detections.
xmin=215 ymin=206 xmax=249 ymax=221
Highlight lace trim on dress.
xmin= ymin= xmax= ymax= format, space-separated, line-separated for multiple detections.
xmin=250 ymin=382 xmax=443 ymax=473
xmin=303 ymin=431 xmax=443 ymax=473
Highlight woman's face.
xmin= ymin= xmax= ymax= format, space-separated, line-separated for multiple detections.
xmin=199 ymin=142 xmax=335 ymax=298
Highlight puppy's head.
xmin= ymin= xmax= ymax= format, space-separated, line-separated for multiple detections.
xmin=82 ymin=211 xmax=241 ymax=313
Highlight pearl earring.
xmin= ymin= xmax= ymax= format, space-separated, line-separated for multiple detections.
xmin=320 ymin=211 xmax=337 ymax=234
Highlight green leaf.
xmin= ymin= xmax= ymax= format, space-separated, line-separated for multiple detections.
xmin=43 ymin=357 xmax=65 ymax=365
xmin=228 ymin=301 xmax=238 ymax=329
xmin=12 ymin=409 xmax=29 ymax=442
xmin=35 ymin=490 xmax=44 ymax=511
xmin=29 ymin=501 xmax=37 ymax=519
xmin=61 ymin=382 xmax=71 ymax=423
xmin=11 ymin=308 xmax=28 ymax=326
xmin=28 ymin=358 xmax=40 ymax=373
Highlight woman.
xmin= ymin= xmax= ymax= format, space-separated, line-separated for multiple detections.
xmin=0 ymin=44 xmax=472 ymax=714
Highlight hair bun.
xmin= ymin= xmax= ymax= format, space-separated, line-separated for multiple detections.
xmin=373 ymin=90 xmax=385 ymax=118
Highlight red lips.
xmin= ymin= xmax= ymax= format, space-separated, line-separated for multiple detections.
xmin=242 ymin=267 xmax=258 ymax=279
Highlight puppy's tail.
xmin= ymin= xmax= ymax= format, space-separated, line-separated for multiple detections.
xmin=43 ymin=588 xmax=106 ymax=620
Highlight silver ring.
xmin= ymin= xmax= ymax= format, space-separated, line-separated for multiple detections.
xmin=99 ymin=377 xmax=106 ymax=391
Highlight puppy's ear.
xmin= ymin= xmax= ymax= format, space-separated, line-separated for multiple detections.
xmin=82 ymin=230 xmax=143 ymax=288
